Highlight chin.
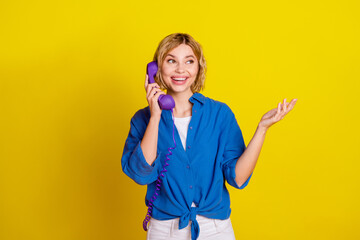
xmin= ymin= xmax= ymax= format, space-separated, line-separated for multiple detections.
xmin=169 ymin=86 xmax=191 ymax=94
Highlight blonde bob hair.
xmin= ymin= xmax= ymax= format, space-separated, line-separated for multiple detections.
xmin=153 ymin=33 xmax=207 ymax=93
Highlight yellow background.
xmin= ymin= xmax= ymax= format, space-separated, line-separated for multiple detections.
xmin=1 ymin=0 xmax=359 ymax=239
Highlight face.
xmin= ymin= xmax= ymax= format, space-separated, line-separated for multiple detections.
xmin=161 ymin=43 xmax=199 ymax=94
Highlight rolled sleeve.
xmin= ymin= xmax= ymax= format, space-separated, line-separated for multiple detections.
xmin=121 ymin=115 xmax=161 ymax=185
xmin=222 ymin=105 xmax=253 ymax=189
xmin=225 ymin=162 xmax=253 ymax=189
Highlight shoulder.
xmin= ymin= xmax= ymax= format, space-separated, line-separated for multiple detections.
xmin=130 ymin=106 xmax=150 ymax=125
xmin=128 ymin=106 xmax=151 ymax=136
xmin=202 ymin=94 xmax=235 ymax=117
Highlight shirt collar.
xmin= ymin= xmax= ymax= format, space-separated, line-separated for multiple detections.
xmin=163 ymin=92 xmax=205 ymax=121
xmin=189 ymin=92 xmax=205 ymax=105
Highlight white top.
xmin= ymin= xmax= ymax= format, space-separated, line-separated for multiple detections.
xmin=173 ymin=116 xmax=192 ymax=151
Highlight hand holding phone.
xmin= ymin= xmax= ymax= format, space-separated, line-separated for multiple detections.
xmin=146 ymin=61 xmax=175 ymax=110
xmin=145 ymin=74 xmax=165 ymax=119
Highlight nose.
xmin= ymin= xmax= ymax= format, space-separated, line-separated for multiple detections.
xmin=175 ymin=62 xmax=186 ymax=73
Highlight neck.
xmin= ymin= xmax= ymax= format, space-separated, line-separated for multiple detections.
xmin=167 ymin=89 xmax=194 ymax=117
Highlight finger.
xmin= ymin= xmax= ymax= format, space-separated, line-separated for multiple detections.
xmin=278 ymin=99 xmax=286 ymax=117
xmin=151 ymin=91 xmax=165 ymax=110
xmin=152 ymin=90 xmax=166 ymax=101
xmin=146 ymin=83 xmax=160 ymax=97
xmin=146 ymin=82 xmax=160 ymax=93
xmin=286 ymin=99 xmax=297 ymax=112
xmin=144 ymin=74 xmax=148 ymax=90
xmin=148 ymin=86 xmax=163 ymax=100
xmin=147 ymin=85 xmax=157 ymax=99
xmin=278 ymin=101 xmax=286 ymax=119
xmin=279 ymin=98 xmax=287 ymax=120
xmin=276 ymin=102 xmax=281 ymax=116
xmin=147 ymin=86 xmax=160 ymax=99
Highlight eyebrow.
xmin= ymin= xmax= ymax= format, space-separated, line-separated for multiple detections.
xmin=166 ymin=54 xmax=195 ymax=58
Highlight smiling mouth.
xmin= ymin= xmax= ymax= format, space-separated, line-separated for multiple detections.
xmin=171 ymin=77 xmax=188 ymax=82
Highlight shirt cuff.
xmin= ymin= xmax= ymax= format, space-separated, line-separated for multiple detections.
xmin=225 ymin=161 xmax=253 ymax=189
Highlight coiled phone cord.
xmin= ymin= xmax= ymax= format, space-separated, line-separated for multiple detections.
xmin=143 ymin=109 xmax=177 ymax=231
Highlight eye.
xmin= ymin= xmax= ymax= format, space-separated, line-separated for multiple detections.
xmin=167 ymin=59 xmax=194 ymax=64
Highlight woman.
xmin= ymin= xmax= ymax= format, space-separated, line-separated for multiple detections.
xmin=121 ymin=33 xmax=297 ymax=240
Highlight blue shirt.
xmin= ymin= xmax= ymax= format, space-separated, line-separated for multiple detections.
xmin=121 ymin=92 xmax=253 ymax=240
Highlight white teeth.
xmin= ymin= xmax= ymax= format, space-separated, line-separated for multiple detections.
xmin=172 ymin=78 xmax=187 ymax=81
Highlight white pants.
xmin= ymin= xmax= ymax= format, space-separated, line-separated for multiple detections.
xmin=146 ymin=215 xmax=236 ymax=240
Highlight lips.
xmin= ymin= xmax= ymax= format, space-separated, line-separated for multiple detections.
xmin=171 ymin=76 xmax=189 ymax=81
xmin=171 ymin=76 xmax=188 ymax=85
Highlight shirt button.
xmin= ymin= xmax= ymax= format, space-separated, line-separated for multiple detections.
xmin=186 ymin=165 xmax=190 ymax=169
xmin=187 ymin=146 xmax=191 ymax=149
xmin=189 ymin=185 xmax=193 ymax=189
xmin=189 ymin=126 xmax=193 ymax=130
xmin=194 ymin=110 xmax=197 ymax=113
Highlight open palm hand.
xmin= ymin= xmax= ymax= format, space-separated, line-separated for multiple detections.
xmin=258 ymin=98 xmax=297 ymax=130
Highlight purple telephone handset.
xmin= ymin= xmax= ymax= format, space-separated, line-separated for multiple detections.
xmin=143 ymin=61 xmax=177 ymax=231
xmin=146 ymin=61 xmax=175 ymax=110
